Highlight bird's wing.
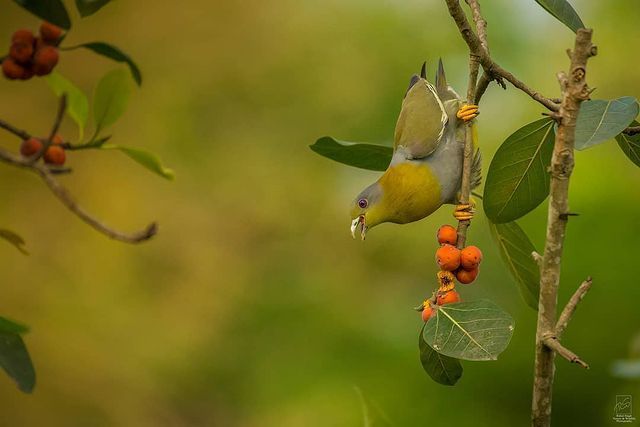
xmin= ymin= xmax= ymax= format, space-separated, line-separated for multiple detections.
xmin=393 ymin=77 xmax=447 ymax=160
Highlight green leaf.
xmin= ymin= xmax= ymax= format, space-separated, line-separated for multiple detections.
xmin=76 ymin=42 xmax=142 ymax=85
xmin=45 ymin=72 xmax=89 ymax=140
xmin=615 ymin=121 xmax=640 ymax=167
xmin=310 ymin=137 xmax=392 ymax=171
xmin=419 ymin=331 xmax=462 ymax=386
xmin=0 ymin=317 xmax=29 ymax=335
xmin=13 ymin=0 xmax=71 ymax=30
xmin=489 ymin=221 xmax=539 ymax=310
xmin=0 ymin=317 xmax=35 ymax=393
xmin=75 ymin=0 xmax=111 ymax=17
xmin=0 ymin=229 xmax=29 ymax=255
xmin=93 ymin=69 xmax=131 ymax=135
xmin=484 ymin=118 xmax=555 ymax=223
xmin=575 ymin=97 xmax=639 ymax=150
xmin=534 ymin=0 xmax=584 ymax=33
xmin=101 ymin=144 xmax=175 ymax=180
xmin=422 ymin=300 xmax=514 ymax=361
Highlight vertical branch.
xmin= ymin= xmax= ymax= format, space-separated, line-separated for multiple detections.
xmin=455 ymin=0 xmax=485 ymax=249
xmin=531 ymin=28 xmax=596 ymax=427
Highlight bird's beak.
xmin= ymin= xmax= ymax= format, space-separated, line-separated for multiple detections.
xmin=350 ymin=215 xmax=367 ymax=240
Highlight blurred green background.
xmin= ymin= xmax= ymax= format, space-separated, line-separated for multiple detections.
xmin=0 ymin=1 xmax=639 ymax=425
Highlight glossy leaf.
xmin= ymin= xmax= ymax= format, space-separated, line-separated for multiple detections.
xmin=0 ymin=229 xmax=29 ymax=255
xmin=615 ymin=121 xmax=640 ymax=167
xmin=45 ymin=72 xmax=89 ymax=140
xmin=575 ymin=97 xmax=639 ymax=150
xmin=101 ymin=144 xmax=175 ymax=180
xmin=489 ymin=221 xmax=539 ymax=310
xmin=422 ymin=300 xmax=514 ymax=361
xmin=93 ymin=69 xmax=131 ymax=134
xmin=75 ymin=0 xmax=111 ymax=17
xmin=76 ymin=42 xmax=142 ymax=85
xmin=484 ymin=118 xmax=555 ymax=223
xmin=310 ymin=137 xmax=392 ymax=171
xmin=534 ymin=0 xmax=584 ymax=33
xmin=0 ymin=317 xmax=35 ymax=393
xmin=13 ymin=0 xmax=71 ymax=30
xmin=419 ymin=331 xmax=462 ymax=386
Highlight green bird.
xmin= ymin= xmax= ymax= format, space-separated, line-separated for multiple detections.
xmin=350 ymin=60 xmax=481 ymax=240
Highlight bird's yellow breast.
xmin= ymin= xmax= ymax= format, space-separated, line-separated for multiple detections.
xmin=378 ymin=162 xmax=442 ymax=224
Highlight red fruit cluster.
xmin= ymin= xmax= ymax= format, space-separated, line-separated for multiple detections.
xmin=435 ymin=225 xmax=483 ymax=285
xmin=420 ymin=225 xmax=485 ymax=322
xmin=20 ymin=134 xmax=66 ymax=165
xmin=2 ymin=22 xmax=63 ymax=81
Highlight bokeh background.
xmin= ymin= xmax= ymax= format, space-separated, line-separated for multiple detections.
xmin=0 ymin=1 xmax=639 ymax=425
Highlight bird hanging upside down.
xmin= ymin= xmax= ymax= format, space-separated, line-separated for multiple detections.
xmin=350 ymin=60 xmax=481 ymax=240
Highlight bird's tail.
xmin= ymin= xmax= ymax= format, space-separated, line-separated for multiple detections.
xmin=470 ymin=123 xmax=482 ymax=190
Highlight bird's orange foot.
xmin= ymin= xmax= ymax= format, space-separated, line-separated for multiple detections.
xmin=456 ymin=104 xmax=479 ymax=122
xmin=453 ymin=203 xmax=475 ymax=221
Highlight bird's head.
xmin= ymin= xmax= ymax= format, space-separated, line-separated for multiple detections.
xmin=350 ymin=182 xmax=386 ymax=240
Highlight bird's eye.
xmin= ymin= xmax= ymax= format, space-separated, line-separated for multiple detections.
xmin=358 ymin=198 xmax=368 ymax=209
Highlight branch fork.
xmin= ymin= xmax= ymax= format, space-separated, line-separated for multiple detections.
xmin=0 ymin=95 xmax=157 ymax=244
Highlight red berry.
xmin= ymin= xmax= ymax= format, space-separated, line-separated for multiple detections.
xmin=9 ymin=40 xmax=34 ymax=64
xmin=39 ymin=22 xmax=63 ymax=44
xmin=456 ymin=266 xmax=479 ymax=284
xmin=435 ymin=244 xmax=461 ymax=271
xmin=437 ymin=224 xmax=458 ymax=246
xmin=11 ymin=29 xmax=34 ymax=44
xmin=32 ymin=46 xmax=59 ymax=76
xmin=422 ymin=304 xmax=436 ymax=322
xmin=460 ymin=246 xmax=483 ymax=270
xmin=436 ymin=290 xmax=461 ymax=306
xmin=44 ymin=145 xmax=66 ymax=165
xmin=2 ymin=58 xmax=26 ymax=80
xmin=20 ymin=138 xmax=43 ymax=157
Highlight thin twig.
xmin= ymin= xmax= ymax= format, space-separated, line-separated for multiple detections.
xmin=542 ymin=335 xmax=589 ymax=369
xmin=445 ymin=0 xmax=560 ymax=112
xmin=555 ymin=277 xmax=592 ymax=338
xmin=0 ymin=118 xmax=31 ymax=140
xmin=29 ymin=95 xmax=67 ymax=163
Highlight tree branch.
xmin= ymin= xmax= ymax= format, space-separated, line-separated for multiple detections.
xmin=531 ymin=29 xmax=595 ymax=427
xmin=445 ymin=0 xmax=560 ymax=112
xmin=542 ymin=335 xmax=589 ymax=369
xmin=555 ymin=277 xmax=592 ymax=338
xmin=29 ymin=95 xmax=66 ymax=163
xmin=0 ymin=108 xmax=157 ymax=244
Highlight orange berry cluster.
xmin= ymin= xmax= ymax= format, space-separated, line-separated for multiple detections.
xmin=435 ymin=225 xmax=482 ymax=284
xmin=419 ymin=225 xmax=483 ymax=322
xmin=2 ymin=22 xmax=63 ymax=80
xmin=20 ymin=134 xmax=66 ymax=165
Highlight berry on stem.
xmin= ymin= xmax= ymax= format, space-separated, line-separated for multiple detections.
xmin=437 ymin=224 xmax=458 ymax=246
xmin=436 ymin=244 xmax=461 ymax=271
xmin=20 ymin=138 xmax=43 ymax=157
xmin=2 ymin=58 xmax=27 ymax=80
xmin=44 ymin=145 xmax=66 ymax=165
xmin=460 ymin=246 xmax=483 ymax=270
xmin=456 ymin=266 xmax=479 ymax=284
xmin=32 ymin=46 xmax=59 ymax=76
xmin=436 ymin=289 xmax=461 ymax=306
xmin=39 ymin=22 xmax=63 ymax=44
